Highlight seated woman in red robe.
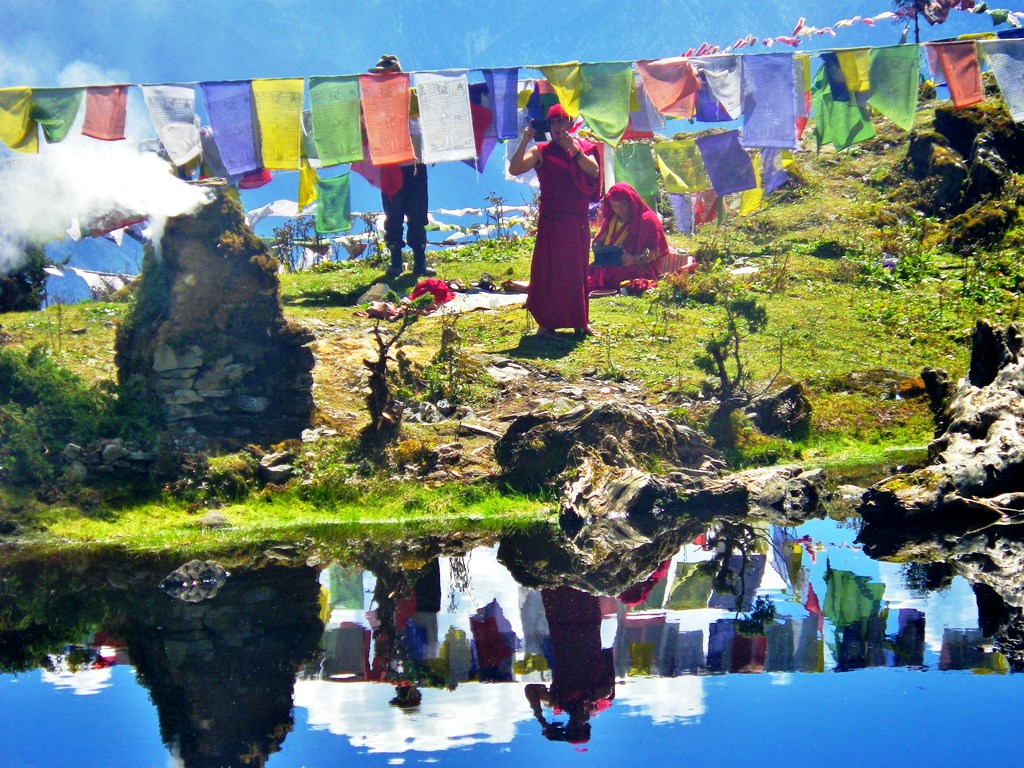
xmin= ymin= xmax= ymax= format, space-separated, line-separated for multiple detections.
xmin=587 ymin=183 xmax=669 ymax=293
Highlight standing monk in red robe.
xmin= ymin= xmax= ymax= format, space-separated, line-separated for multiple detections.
xmin=509 ymin=104 xmax=601 ymax=339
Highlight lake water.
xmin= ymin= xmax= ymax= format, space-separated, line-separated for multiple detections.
xmin=2 ymin=511 xmax=1022 ymax=768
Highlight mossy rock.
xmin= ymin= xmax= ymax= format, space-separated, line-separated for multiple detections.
xmin=945 ymin=200 xmax=1020 ymax=256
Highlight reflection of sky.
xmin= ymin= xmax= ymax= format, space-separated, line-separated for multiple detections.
xmin=41 ymin=662 xmax=112 ymax=696
xmin=293 ymin=680 xmax=532 ymax=753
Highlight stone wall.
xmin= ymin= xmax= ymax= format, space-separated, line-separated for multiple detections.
xmin=115 ymin=191 xmax=314 ymax=446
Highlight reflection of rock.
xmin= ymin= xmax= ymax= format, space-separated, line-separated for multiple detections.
xmin=861 ymin=320 xmax=1024 ymax=529
xmin=159 ymin=560 xmax=229 ymax=602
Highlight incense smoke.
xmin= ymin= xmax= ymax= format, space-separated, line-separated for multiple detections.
xmin=0 ymin=142 xmax=211 ymax=276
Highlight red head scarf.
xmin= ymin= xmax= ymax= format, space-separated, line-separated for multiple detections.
xmin=595 ymin=182 xmax=668 ymax=258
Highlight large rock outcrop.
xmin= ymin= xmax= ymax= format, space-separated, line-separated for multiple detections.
xmin=115 ymin=191 xmax=314 ymax=446
xmin=861 ymin=320 xmax=1024 ymax=529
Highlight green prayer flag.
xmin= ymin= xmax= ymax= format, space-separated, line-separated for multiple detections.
xmin=579 ymin=62 xmax=633 ymax=146
xmin=811 ymin=65 xmax=875 ymax=152
xmin=309 ymin=76 xmax=364 ymax=166
xmin=867 ymin=45 xmax=920 ymax=132
xmin=315 ymin=172 xmax=352 ymax=234
xmin=614 ymin=142 xmax=660 ymax=204
xmin=654 ymin=140 xmax=709 ymax=193
xmin=31 ymin=87 xmax=83 ymax=143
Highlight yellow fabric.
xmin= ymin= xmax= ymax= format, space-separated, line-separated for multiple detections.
xmin=298 ymin=158 xmax=319 ymax=209
xmin=836 ymin=48 xmax=872 ymax=93
xmin=252 ymin=78 xmax=304 ymax=170
xmin=0 ymin=88 xmax=39 ymax=154
xmin=739 ymin=150 xmax=763 ymax=216
xmin=654 ymin=140 xmax=709 ymax=193
xmin=538 ymin=62 xmax=581 ymax=117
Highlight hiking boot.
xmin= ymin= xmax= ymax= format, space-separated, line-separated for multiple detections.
xmin=412 ymin=248 xmax=435 ymax=277
xmin=385 ymin=247 xmax=404 ymax=276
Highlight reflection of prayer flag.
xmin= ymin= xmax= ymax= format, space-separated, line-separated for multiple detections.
xmin=695 ymin=130 xmax=756 ymax=196
xmin=82 ymin=85 xmax=128 ymax=141
xmin=579 ymin=62 xmax=633 ymax=145
xmin=309 ymin=76 xmax=364 ymax=166
xmin=836 ymin=48 xmax=872 ymax=92
xmin=635 ymin=57 xmax=699 ymax=118
xmin=31 ymin=87 xmax=82 ymax=143
xmin=483 ymin=67 xmax=519 ymax=140
xmin=812 ymin=64 xmax=875 ymax=151
xmin=298 ymin=158 xmax=318 ymax=210
xmin=359 ymin=73 xmax=416 ymax=166
xmin=614 ymin=142 xmax=659 ymax=202
xmin=315 ymin=171 xmax=352 ymax=234
xmin=741 ymin=53 xmax=796 ymax=149
xmin=982 ymin=39 xmax=1024 ymax=122
xmin=252 ymin=78 xmax=304 ymax=170
xmin=925 ymin=41 xmax=983 ymax=108
xmin=201 ymin=81 xmax=261 ymax=176
xmin=868 ymin=45 xmax=920 ymax=131
xmin=0 ymin=88 xmax=38 ymax=153
xmin=142 ymin=84 xmax=201 ymax=167
xmin=693 ymin=55 xmax=742 ymax=119
xmin=538 ymin=62 xmax=581 ymax=116
xmin=654 ymin=140 xmax=709 ymax=193
xmin=415 ymin=71 xmax=476 ymax=164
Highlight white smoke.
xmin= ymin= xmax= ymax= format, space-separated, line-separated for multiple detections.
xmin=0 ymin=142 xmax=211 ymax=276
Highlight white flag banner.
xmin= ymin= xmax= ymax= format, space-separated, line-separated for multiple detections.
xmin=142 ymin=84 xmax=201 ymax=167
xmin=414 ymin=72 xmax=476 ymax=164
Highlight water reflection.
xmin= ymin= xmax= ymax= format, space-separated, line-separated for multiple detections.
xmin=2 ymin=511 xmax=1023 ymax=765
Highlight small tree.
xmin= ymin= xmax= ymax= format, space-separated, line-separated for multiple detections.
xmin=0 ymin=244 xmax=50 ymax=313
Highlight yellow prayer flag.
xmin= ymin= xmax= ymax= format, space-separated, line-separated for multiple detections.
xmin=739 ymin=151 xmax=763 ymax=217
xmin=836 ymin=48 xmax=872 ymax=93
xmin=0 ymin=88 xmax=39 ymax=154
xmin=654 ymin=140 xmax=708 ymax=194
xmin=252 ymin=78 xmax=304 ymax=170
xmin=298 ymin=159 xmax=319 ymax=210
xmin=538 ymin=62 xmax=581 ymax=117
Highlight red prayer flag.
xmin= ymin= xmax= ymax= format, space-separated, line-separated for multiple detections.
xmin=931 ymin=41 xmax=984 ymax=109
xmin=82 ymin=86 xmax=128 ymax=141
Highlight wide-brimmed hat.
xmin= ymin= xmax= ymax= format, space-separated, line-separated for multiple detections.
xmin=369 ymin=54 xmax=403 ymax=73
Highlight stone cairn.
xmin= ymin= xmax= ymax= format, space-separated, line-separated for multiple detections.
xmin=115 ymin=191 xmax=314 ymax=446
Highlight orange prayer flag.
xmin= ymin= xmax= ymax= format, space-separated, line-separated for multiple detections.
xmin=358 ymin=73 xmax=416 ymax=166
xmin=82 ymin=85 xmax=128 ymax=141
xmin=930 ymin=41 xmax=984 ymax=109
xmin=635 ymin=58 xmax=700 ymax=119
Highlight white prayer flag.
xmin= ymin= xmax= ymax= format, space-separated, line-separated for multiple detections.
xmin=414 ymin=72 xmax=477 ymax=164
xmin=142 ymin=85 xmax=201 ymax=167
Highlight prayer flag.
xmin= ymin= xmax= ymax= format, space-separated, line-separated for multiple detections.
xmin=415 ymin=71 xmax=476 ymax=164
xmin=739 ymin=151 xmax=763 ymax=216
xmin=695 ymin=129 xmax=756 ymax=195
xmin=635 ymin=57 xmax=700 ymax=118
xmin=629 ymin=73 xmax=666 ymax=133
xmin=308 ymin=76 xmax=363 ymax=166
xmin=298 ymin=158 xmax=319 ymax=210
xmin=763 ymin=148 xmax=794 ymax=194
xmin=31 ymin=87 xmax=82 ymax=143
xmin=0 ymin=88 xmax=38 ymax=153
xmin=981 ymin=39 xmax=1024 ymax=122
xmin=741 ymin=53 xmax=797 ymax=149
xmin=465 ymin=99 xmax=496 ymax=171
xmin=579 ymin=62 xmax=633 ymax=146
xmin=82 ymin=85 xmax=128 ymax=141
xmin=820 ymin=52 xmax=850 ymax=102
xmin=201 ymin=81 xmax=261 ymax=176
xmin=926 ymin=41 xmax=984 ymax=108
xmin=836 ymin=48 xmax=872 ymax=93
xmin=483 ymin=68 xmax=519 ymax=140
xmin=614 ymin=142 xmax=660 ymax=202
xmin=654 ymin=140 xmax=709 ymax=193
xmin=538 ymin=62 xmax=581 ymax=116
xmin=315 ymin=171 xmax=352 ymax=234
xmin=359 ymin=72 xmax=416 ymax=165
xmin=695 ymin=75 xmax=733 ymax=122
xmin=812 ymin=64 xmax=875 ymax=151
xmin=692 ymin=55 xmax=742 ymax=119
xmin=868 ymin=45 xmax=920 ymax=131
xmin=142 ymin=84 xmax=201 ymax=167
xmin=251 ymin=78 xmax=304 ymax=170
xmin=668 ymin=193 xmax=694 ymax=234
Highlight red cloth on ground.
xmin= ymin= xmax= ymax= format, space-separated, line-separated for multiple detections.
xmin=587 ymin=183 xmax=669 ymax=291
xmin=408 ymin=278 xmax=455 ymax=305
xmin=525 ymin=140 xmax=600 ymax=331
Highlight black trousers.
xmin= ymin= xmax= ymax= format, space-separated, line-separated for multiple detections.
xmin=382 ymin=164 xmax=428 ymax=250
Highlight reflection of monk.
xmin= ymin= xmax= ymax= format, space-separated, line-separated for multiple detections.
xmin=525 ymin=586 xmax=614 ymax=744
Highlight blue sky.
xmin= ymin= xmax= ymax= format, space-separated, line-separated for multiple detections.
xmin=0 ymin=1 xmax=1010 ymax=251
